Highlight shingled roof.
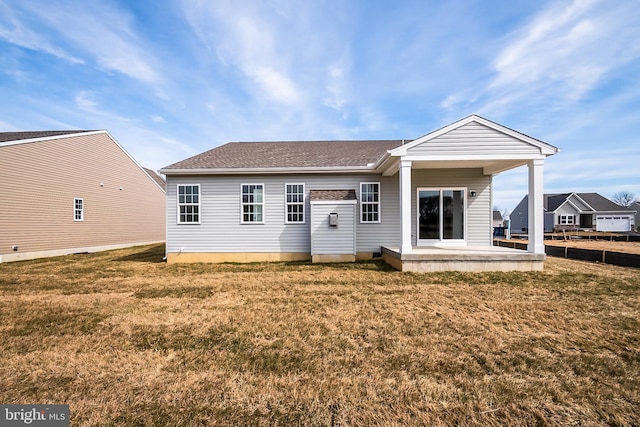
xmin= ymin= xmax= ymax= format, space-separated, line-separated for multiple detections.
xmin=310 ymin=189 xmax=357 ymax=201
xmin=163 ymin=140 xmax=405 ymax=170
xmin=546 ymin=193 xmax=633 ymax=212
xmin=0 ymin=130 xmax=92 ymax=143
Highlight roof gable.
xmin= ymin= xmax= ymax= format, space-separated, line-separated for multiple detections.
xmin=534 ymin=192 xmax=632 ymax=213
xmin=389 ymin=115 xmax=558 ymax=158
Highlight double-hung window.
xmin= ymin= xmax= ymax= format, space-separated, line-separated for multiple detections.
xmin=177 ymin=184 xmax=200 ymax=224
xmin=360 ymin=182 xmax=380 ymax=223
xmin=74 ymin=198 xmax=84 ymax=221
xmin=285 ymin=183 xmax=304 ymax=223
xmin=241 ymin=184 xmax=264 ymax=223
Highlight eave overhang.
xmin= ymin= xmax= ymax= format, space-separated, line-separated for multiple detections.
xmin=159 ymin=165 xmax=381 ymax=176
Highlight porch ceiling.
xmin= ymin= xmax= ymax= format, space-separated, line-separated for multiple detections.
xmin=380 ymin=158 xmax=529 ymax=176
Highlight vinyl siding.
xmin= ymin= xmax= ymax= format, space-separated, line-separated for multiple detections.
xmin=411 ymin=169 xmax=491 ymax=246
xmin=0 ymin=133 xmax=166 ymax=257
xmin=408 ymin=122 xmax=541 ymax=157
xmin=311 ymin=203 xmax=356 ymax=255
xmin=166 ymin=174 xmax=400 ymax=254
xmin=167 ymin=169 xmax=493 ymax=254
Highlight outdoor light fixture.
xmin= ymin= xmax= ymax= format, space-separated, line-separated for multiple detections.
xmin=470 ymin=190 xmax=477 ymax=197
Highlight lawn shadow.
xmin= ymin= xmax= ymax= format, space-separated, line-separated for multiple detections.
xmin=116 ymin=244 xmax=166 ymax=263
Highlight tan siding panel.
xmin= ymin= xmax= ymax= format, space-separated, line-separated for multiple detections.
xmin=0 ymin=133 xmax=166 ymax=256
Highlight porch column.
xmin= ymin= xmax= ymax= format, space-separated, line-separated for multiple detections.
xmin=527 ymin=159 xmax=545 ymax=254
xmin=400 ymin=159 xmax=412 ymax=253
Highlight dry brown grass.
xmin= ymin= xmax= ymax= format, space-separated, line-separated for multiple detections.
xmin=1 ymin=244 xmax=639 ymax=426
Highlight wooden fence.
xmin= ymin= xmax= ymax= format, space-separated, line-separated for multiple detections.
xmin=494 ymin=239 xmax=640 ymax=269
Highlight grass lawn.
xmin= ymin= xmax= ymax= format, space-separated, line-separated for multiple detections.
xmin=1 ymin=244 xmax=639 ymax=426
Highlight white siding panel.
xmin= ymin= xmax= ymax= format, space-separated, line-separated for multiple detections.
xmin=311 ymin=203 xmax=356 ymax=255
xmin=411 ymin=169 xmax=491 ymax=246
xmin=166 ymin=174 xmax=400 ymax=254
xmin=408 ymin=123 xmax=540 ymax=157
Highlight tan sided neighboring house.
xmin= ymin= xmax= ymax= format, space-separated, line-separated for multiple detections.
xmin=0 ymin=130 xmax=166 ymax=262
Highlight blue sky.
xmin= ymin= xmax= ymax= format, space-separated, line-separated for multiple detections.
xmin=1 ymin=0 xmax=639 ymax=212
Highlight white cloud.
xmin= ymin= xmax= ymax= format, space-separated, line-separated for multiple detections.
xmin=0 ymin=1 xmax=161 ymax=84
xmin=0 ymin=3 xmax=84 ymax=64
xmin=74 ymin=91 xmax=99 ymax=113
xmin=442 ymin=0 xmax=640 ymax=115
xmin=181 ymin=0 xmax=302 ymax=104
xmin=150 ymin=115 xmax=166 ymax=123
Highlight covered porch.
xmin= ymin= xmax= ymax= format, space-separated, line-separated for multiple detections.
xmin=377 ymin=115 xmax=558 ymax=272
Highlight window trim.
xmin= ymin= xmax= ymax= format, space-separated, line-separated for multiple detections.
xmin=177 ymin=184 xmax=201 ymax=225
xmin=241 ymin=183 xmax=265 ymax=224
xmin=285 ymin=183 xmax=305 ymax=224
xmin=74 ymin=198 xmax=84 ymax=222
xmin=360 ymin=182 xmax=381 ymax=223
xmin=559 ymin=214 xmax=575 ymax=225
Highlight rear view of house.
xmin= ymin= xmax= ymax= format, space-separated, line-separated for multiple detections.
xmin=161 ymin=115 xmax=558 ymax=272
xmin=0 ymin=130 xmax=166 ymax=262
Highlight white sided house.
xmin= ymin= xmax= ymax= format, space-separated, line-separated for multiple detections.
xmin=0 ymin=130 xmax=166 ymax=262
xmin=160 ymin=115 xmax=558 ymax=272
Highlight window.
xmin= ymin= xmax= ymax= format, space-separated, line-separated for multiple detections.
xmin=74 ymin=198 xmax=84 ymax=221
xmin=360 ymin=182 xmax=380 ymax=223
xmin=559 ymin=215 xmax=575 ymax=225
xmin=177 ymin=184 xmax=200 ymax=224
xmin=241 ymin=184 xmax=264 ymax=223
xmin=285 ymin=183 xmax=304 ymax=223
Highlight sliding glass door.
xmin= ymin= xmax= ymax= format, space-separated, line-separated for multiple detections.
xmin=418 ymin=188 xmax=465 ymax=244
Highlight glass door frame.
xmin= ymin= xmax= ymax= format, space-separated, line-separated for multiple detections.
xmin=416 ymin=187 xmax=467 ymax=246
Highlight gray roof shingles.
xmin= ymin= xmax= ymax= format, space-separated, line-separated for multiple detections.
xmin=546 ymin=193 xmax=634 ymax=212
xmin=0 ymin=130 xmax=92 ymax=143
xmin=164 ymin=140 xmax=405 ymax=170
xmin=310 ymin=189 xmax=357 ymax=201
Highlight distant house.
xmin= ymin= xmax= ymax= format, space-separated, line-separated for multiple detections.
xmin=511 ymin=192 xmax=636 ymax=233
xmin=633 ymin=201 xmax=640 ymax=232
xmin=492 ymin=210 xmax=504 ymax=228
xmin=160 ymin=115 xmax=558 ymax=272
xmin=0 ymin=130 xmax=166 ymax=262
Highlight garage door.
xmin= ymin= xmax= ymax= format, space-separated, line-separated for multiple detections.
xmin=595 ymin=216 xmax=631 ymax=232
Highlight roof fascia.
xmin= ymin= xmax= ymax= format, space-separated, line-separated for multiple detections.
xmin=0 ymin=130 xmax=103 ymax=148
xmin=310 ymin=199 xmax=358 ymax=205
xmin=159 ymin=165 xmax=380 ymax=176
xmin=389 ymin=115 xmax=558 ymax=157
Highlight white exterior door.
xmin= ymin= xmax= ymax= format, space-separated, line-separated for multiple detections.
xmin=595 ymin=215 xmax=631 ymax=232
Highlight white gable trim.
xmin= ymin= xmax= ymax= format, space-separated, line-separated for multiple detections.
xmin=388 ymin=115 xmax=558 ymax=157
xmin=552 ymin=193 xmax=596 ymax=214
xmin=0 ymin=130 xmax=104 ymax=148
